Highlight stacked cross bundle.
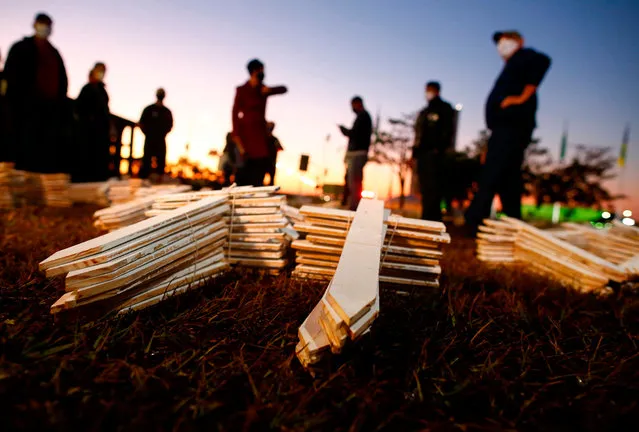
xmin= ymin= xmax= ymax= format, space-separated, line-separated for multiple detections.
xmin=68 ymin=182 xmax=111 ymax=206
xmin=149 ymin=186 xmax=290 ymax=272
xmin=106 ymin=179 xmax=145 ymax=205
xmin=476 ymin=216 xmax=626 ymax=293
xmin=555 ymin=222 xmax=639 ymax=265
xmin=475 ymin=219 xmax=518 ymax=263
xmin=291 ymin=206 xmax=449 ymax=288
xmin=40 ymin=196 xmax=230 ymax=316
xmin=93 ymin=185 xmax=192 ymax=231
xmin=10 ymin=171 xmax=72 ymax=207
xmin=0 ymin=162 xmax=13 ymax=209
xmin=296 ymin=199 xmax=386 ymax=367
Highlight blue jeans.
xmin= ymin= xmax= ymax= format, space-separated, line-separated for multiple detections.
xmin=346 ymin=153 xmax=367 ymax=211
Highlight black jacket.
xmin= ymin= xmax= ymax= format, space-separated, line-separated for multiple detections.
xmin=342 ymin=109 xmax=372 ymax=153
xmin=3 ymin=36 xmax=68 ymax=108
xmin=485 ymin=47 xmax=551 ymax=131
xmin=76 ymin=82 xmax=110 ymax=133
xmin=412 ymin=96 xmax=455 ymax=158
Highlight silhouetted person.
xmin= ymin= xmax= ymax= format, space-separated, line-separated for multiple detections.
xmin=411 ymin=81 xmax=455 ymax=221
xmin=465 ymin=31 xmax=551 ymax=235
xmin=338 ymin=96 xmax=372 ymax=211
xmin=220 ymin=132 xmax=238 ymax=186
xmin=139 ymin=88 xmax=173 ymax=181
xmin=232 ymin=59 xmax=288 ymax=187
xmin=266 ymin=121 xmax=283 ymax=186
xmin=4 ymin=13 xmax=69 ymax=173
xmin=0 ymin=49 xmax=10 ymax=163
xmin=74 ymin=63 xmax=111 ymax=181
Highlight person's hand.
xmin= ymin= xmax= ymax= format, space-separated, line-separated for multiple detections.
xmin=500 ymin=96 xmax=522 ymax=109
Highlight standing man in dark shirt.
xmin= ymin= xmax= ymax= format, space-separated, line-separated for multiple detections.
xmin=3 ymin=13 xmax=69 ymax=173
xmin=139 ymin=88 xmax=173 ymax=181
xmin=465 ymin=31 xmax=551 ymax=235
xmin=75 ymin=63 xmax=111 ymax=181
xmin=411 ymin=81 xmax=455 ymax=221
xmin=232 ymin=59 xmax=288 ymax=187
xmin=338 ymin=96 xmax=372 ymax=211
xmin=265 ymin=121 xmax=283 ymax=186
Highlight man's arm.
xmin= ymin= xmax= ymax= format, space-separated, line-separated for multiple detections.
xmin=167 ymin=109 xmax=173 ymax=133
xmin=441 ymin=104 xmax=455 ymax=151
xmin=2 ymin=43 xmax=19 ymax=98
xmin=58 ymin=50 xmax=69 ymax=97
xmin=501 ymin=51 xmax=551 ymax=108
xmin=138 ymin=107 xmax=149 ymax=134
xmin=411 ymin=110 xmax=426 ymax=159
xmin=262 ymin=85 xmax=288 ymax=96
xmin=231 ymin=87 xmax=246 ymax=154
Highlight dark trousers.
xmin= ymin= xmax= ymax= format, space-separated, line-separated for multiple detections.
xmin=417 ymin=151 xmax=444 ymax=221
xmin=266 ymin=154 xmax=277 ymax=186
xmin=12 ymin=99 xmax=68 ymax=173
xmin=341 ymin=168 xmax=349 ymax=206
xmin=466 ymin=127 xmax=532 ymax=228
xmin=347 ymin=153 xmax=367 ymax=211
xmin=236 ymin=157 xmax=270 ymax=187
xmin=140 ymin=138 xmax=167 ymax=179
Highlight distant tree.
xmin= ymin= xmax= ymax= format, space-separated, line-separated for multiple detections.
xmin=531 ymin=145 xmax=621 ymax=208
xmin=368 ymin=112 xmax=417 ymax=209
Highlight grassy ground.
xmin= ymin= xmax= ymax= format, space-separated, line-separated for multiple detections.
xmin=1 ymin=205 xmax=638 ymax=431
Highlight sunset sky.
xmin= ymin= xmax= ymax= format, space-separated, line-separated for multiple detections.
xmin=2 ymin=0 xmax=638 ymax=211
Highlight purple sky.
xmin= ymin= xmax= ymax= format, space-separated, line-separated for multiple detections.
xmin=2 ymin=0 xmax=637 ymax=211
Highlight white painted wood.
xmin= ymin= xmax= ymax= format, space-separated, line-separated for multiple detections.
xmin=41 ymin=196 xmax=228 ymax=271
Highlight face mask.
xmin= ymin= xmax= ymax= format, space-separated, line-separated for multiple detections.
xmin=497 ymin=38 xmax=519 ymax=59
xmin=426 ymin=91 xmax=436 ymax=101
xmin=35 ymin=24 xmax=51 ymax=39
xmin=257 ymin=72 xmax=265 ymax=82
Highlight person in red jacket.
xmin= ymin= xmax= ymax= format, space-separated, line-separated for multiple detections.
xmin=231 ymin=59 xmax=287 ymax=186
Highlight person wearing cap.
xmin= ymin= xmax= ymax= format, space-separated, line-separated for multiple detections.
xmin=411 ymin=81 xmax=455 ymax=221
xmin=74 ymin=63 xmax=111 ymax=181
xmin=338 ymin=96 xmax=373 ymax=211
xmin=138 ymin=88 xmax=173 ymax=181
xmin=231 ymin=59 xmax=288 ymax=187
xmin=465 ymin=30 xmax=551 ymax=235
xmin=265 ymin=121 xmax=283 ymax=186
xmin=3 ymin=13 xmax=69 ymax=174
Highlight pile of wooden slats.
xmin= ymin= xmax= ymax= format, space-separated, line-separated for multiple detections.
xmin=281 ymin=204 xmax=303 ymax=240
xmin=476 ymin=219 xmax=518 ymax=263
xmin=148 ymin=186 xmax=290 ymax=272
xmin=40 ymin=196 xmax=230 ymax=315
xmin=107 ymin=179 xmax=145 ymax=204
xmin=93 ymin=185 xmax=192 ymax=231
xmin=68 ymin=182 xmax=110 ymax=206
xmin=10 ymin=171 xmax=72 ymax=207
xmin=476 ymin=217 xmax=626 ymax=292
xmin=296 ymin=199 xmax=386 ymax=367
xmin=93 ymin=197 xmax=157 ymax=231
xmin=0 ymin=162 xmax=13 ymax=209
xmin=556 ymin=222 xmax=639 ymax=265
xmin=291 ymin=206 xmax=449 ymax=288
xmin=620 ymin=254 xmax=639 ymax=277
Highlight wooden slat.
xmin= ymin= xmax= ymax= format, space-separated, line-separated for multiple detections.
xmin=41 ymin=196 xmax=228 ymax=271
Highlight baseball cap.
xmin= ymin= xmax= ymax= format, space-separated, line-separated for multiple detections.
xmin=492 ymin=30 xmax=522 ymax=44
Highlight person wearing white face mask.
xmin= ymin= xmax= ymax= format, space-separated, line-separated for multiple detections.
xmin=411 ymin=81 xmax=455 ymax=221
xmin=3 ymin=13 xmax=70 ymax=175
xmin=74 ymin=63 xmax=111 ymax=181
xmin=465 ymin=30 xmax=551 ymax=237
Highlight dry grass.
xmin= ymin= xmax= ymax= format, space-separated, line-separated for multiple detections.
xmin=1 ymin=205 xmax=638 ymax=431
